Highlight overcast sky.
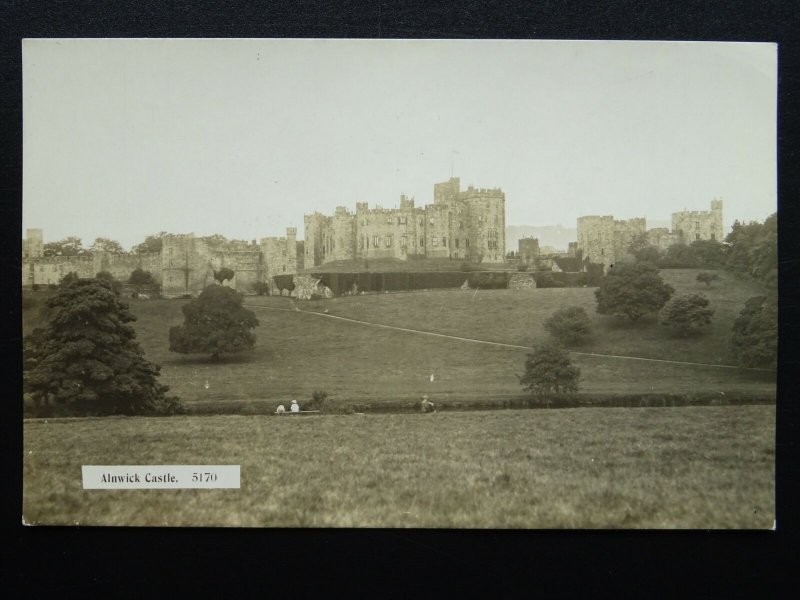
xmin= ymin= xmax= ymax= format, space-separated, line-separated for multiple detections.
xmin=23 ymin=39 xmax=776 ymax=250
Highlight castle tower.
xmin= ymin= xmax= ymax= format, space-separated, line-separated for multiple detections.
xmin=710 ymin=198 xmax=724 ymax=242
xmin=286 ymin=227 xmax=298 ymax=273
xmin=24 ymin=228 xmax=44 ymax=259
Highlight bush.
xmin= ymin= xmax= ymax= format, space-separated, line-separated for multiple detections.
xmin=731 ymin=295 xmax=777 ymax=368
xmin=595 ymin=262 xmax=674 ymax=321
xmin=252 ymin=281 xmax=271 ymax=296
xmin=48 ymin=283 xmax=57 ymax=290
xmin=517 ymin=263 xmax=529 ymax=272
xmin=169 ymin=285 xmax=259 ymax=361
xmin=696 ymin=272 xmax=719 ymax=287
xmin=544 ymin=306 xmax=591 ymax=344
xmin=307 ymin=390 xmax=329 ymax=412
xmin=60 ymin=272 xmax=79 ymax=288
xmin=129 ymin=268 xmax=155 ymax=285
xmin=214 ymin=267 xmax=235 ymax=284
xmin=661 ymin=293 xmax=714 ymax=337
xmin=519 ymin=342 xmax=580 ymax=401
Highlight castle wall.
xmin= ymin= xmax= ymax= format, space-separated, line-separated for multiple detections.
xmin=518 ymin=237 xmax=540 ymax=262
xmin=646 ymin=227 xmax=680 ymax=251
xmin=94 ymin=251 xmax=163 ymax=283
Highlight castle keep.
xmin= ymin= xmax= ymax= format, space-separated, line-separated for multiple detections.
xmin=304 ymin=177 xmax=506 ymax=267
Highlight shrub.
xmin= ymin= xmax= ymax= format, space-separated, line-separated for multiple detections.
xmin=730 ymin=295 xmax=777 ymax=368
xmin=544 ymin=306 xmax=591 ymax=344
xmin=307 ymin=390 xmax=329 ymax=412
xmin=253 ymin=281 xmax=271 ymax=296
xmin=696 ymin=272 xmax=719 ymax=287
xmin=519 ymin=342 xmax=580 ymax=401
xmin=169 ymin=285 xmax=259 ymax=361
xmin=60 ymin=272 xmax=79 ymax=288
xmin=213 ymin=267 xmax=235 ymax=284
xmin=129 ymin=268 xmax=155 ymax=285
xmin=595 ymin=262 xmax=674 ymax=321
xmin=517 ymin=263 xmax=529 ymax=272
xmin=661 ymin=293 xmax=714 ymax=337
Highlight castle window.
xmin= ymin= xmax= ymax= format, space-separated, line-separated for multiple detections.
xmin=386 ymin=236 xmax=392 ymax=247
xmin=282 ymin=266 xmax=286 ymax=272
xmin=711 ymin=233 xmax=716 ymax=241
xmin=465 ymin=239 xmax=470 ymax=248
xmin=282 ymin=250 xmax=286 ymax=257
xmin=419 ymin=237 xmax=424 ymax=247
xmin=432 ymin=238 xmax=439 ymax=247
xmin=478 ymin=216 xmax=483 ymax=223
xmin=387 ymin=217 xmax=393 ymax=225
xmin=442 ymin=238 xmax=447 ymax=247
xmin=696 ymin=233 xmax=701 ymax=241
xmin=398 ymin=216 xmax=406 ymax=225
xmin=400 ymin=236 xmax=407 ymax=247
xmin=429 ymin=218 xmax=435 ymax=225
xmin=373 ymin=235 xmax=379 ymax=247
xmin=455 ymin=239 xmax=460 ymax=248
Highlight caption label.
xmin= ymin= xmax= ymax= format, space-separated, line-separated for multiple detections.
xmin=82 ymin=465 xmax=240 ymax=489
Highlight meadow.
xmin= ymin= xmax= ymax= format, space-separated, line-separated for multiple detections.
xmin=22 ymin=268 xmax=775 ymax=411
xmin=124 ymin=268 xmax=774 ymax=409
xmin=22 ymin=405 xmax=775 ymax=528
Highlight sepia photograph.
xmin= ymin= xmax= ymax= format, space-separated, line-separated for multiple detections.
xmin=21 ymin=38 xmax=777 ymax=528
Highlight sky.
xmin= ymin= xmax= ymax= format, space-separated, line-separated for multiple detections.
xmin=23 ymin=39 xmax=777 ymax=250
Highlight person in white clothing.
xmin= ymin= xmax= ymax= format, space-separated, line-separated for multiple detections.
xmin=276 ymin=404 xmax=285 ymax=415
xmin=290 ymin=400 xmax=300 ymax=414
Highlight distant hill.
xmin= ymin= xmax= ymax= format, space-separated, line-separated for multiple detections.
xmin=506 ymin=225 xmax=576 ymax=252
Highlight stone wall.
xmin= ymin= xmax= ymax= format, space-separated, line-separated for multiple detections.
xmin=508 ymin=273 xmax=537 ymax=290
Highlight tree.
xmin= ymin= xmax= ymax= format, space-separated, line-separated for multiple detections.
xmin=689 ymin=239 xmax=726 ymax=268
xmin=725 ymin=214 xmax=777 ymax=287
xmin=43 ymin=236 xmax=88 ymax=257
xmin=634 ymin=245 xmax=664 ymax=265
xmin=544 ymin=306 xmax=591 ymax=344
xmin=60 ymin=271 xmax=80 ymax=288
xmin=129 ymin=268 xmax=155 ymax=285
xmin=519 ymin=342 xmax=580 ymax=399
xmin=23 ymin=279 xmax=182 ymax=415
xmin=214 ymin=267 xmax=235 ymax=284
xmin=133 ymin=232 xmax=169 ymax=254
xmin=660 ymin=243 xmax=698 ymax=269
xmin=95 ymin=271 xmax=122 ymax=295
xmin=661 ymin=293 xmax=714 ymax=337
xmin=731 ymin=295 xmax=777 ymax=368
xmin=696 ymin=272 xmax=719 ymax=287
xmin=169 ymin=285 xmax=259 ymax=361
xmin=90 ymin=237 xmax=125 ymax=254
xmin=201 ymin=234 xmax=229 ymax=250
xmin=594 ymin=262 xmax=674 ymax=321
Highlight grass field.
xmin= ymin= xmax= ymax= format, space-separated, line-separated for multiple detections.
xmin=22 ymin=405 xmax=775 ymax=528
xmin=22 ymin=268 xmax=775 ymax=408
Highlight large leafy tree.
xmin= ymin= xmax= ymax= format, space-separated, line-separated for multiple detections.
xmin=23 ymin=278 xmax=182 ymax=415
xmin=689 ymin=239 xmax=726 ymax=268
xmin=43 ymin=236 xmax=89 ymax=257
xmin=725 ymin=214 xmax=777 ymax=287
xmin=731 ymin=295 xmax=778 ymax=369
xmin=594 ymin=262 xmax=674 ymax=322
xmin=169 ymin=285 xmax=259 ymax=361
xmin=661 ymin=293 xmax=714 ymax=337
xmin=519 ymin=342 xmax=580 ymax=399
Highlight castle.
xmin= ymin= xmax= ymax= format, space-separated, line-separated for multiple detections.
xmin=575 ymin=199 xmax=724 ymax=270
xmin=304 ymin=177 xmax=506 ymax=267
xmin=22 ymin=229 xmax=299 ymax=298
xmin=22 ymin=176 xmax=506 ymax=296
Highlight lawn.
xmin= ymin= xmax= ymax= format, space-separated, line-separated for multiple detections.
xmin=22 ymin=405 xmax=775 ymax=528
xmin=22 ymin=268 xmax=775 ymax=407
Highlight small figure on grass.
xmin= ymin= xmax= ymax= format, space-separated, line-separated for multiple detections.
xmin=276 ymin=404 xmax=286 ymax=415
xmin=421 ymin=395 xmax=435 ymax=413
xmin=290 ymin=399 xmax=300 ymax=414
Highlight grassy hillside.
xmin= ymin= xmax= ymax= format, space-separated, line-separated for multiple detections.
xmin=22 ymin=269 xmax=774 ymax=407
xmin=23 ymin=405 xmax=775 ymax=528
